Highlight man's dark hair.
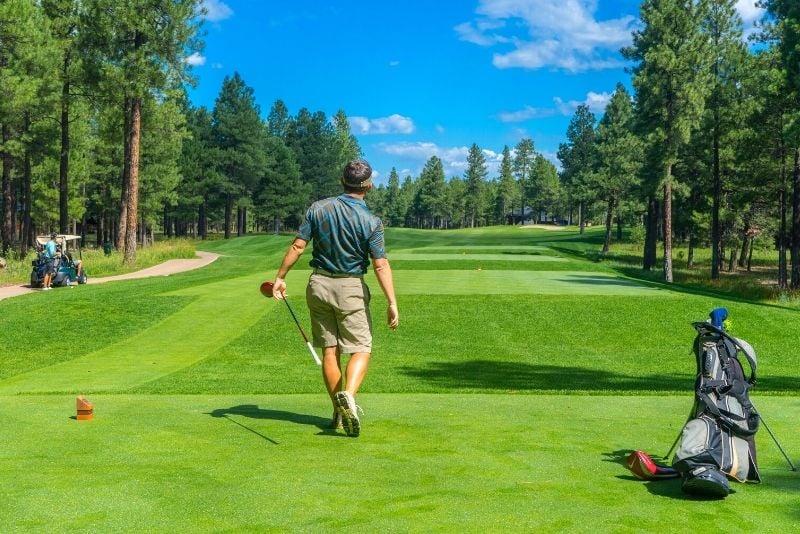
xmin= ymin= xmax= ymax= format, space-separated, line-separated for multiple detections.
xmin=342 ymin=159 xmax=372 ymax=193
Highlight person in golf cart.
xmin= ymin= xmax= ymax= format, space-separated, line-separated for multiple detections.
xmin=272 ymin=158 xmax=399 ymax=438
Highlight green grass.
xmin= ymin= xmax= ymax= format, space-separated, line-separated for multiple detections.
xmin=1 ymin=225 xmax=798 ymax=531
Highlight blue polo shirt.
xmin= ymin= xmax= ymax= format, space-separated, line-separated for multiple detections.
xmin=45 ymin=240 xmax=57 ymax=258
xmin=297 ymin=194 xmax=385 ymax=275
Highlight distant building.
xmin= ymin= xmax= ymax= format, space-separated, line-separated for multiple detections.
xmin=506 ymin=206 xmax=535 ymax=225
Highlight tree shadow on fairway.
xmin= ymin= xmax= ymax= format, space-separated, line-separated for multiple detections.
xmin=208 ymin=405 xmax=333 ymax=441
xmin=555 ymin=274 xmax=653 ymax=288
xmin=400 ymin=360 xmax=693 ymax=392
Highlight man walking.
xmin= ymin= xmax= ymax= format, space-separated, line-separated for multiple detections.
xmin=272 ymin=159 xmax=398 ymax=437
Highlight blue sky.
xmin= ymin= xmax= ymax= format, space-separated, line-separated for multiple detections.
xmin=186 ymin=0 xmax=765 ymax=186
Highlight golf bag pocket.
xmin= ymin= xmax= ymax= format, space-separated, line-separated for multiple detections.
xmin=673 ymin=415 xmax=758 ymax=484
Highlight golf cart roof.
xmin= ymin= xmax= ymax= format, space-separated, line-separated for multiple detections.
xmin=35 ymin=234 xmax=82 ymax=246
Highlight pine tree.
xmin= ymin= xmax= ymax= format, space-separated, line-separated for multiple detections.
xmin=413 ymin=156 xmax=447 ymax=228
xmin=512 ymin=138 xmax=535 ymax=224
xmin=0 ymin=0 xmax=59 ymax=255
xmin=464 ymin=143 xmax=487 ymax=227
xmin=81 ymin=0 xmax=202 ymax=263
xmin=594 ymin=83 xmax=642 ymax=253
xmin=495 ymin=145 xmax=518 ymax=224
xmin=212 ymin=72 xmax=270 ymax=239
xmin=385 ymin=167 xmax=405 ymax=227
xmin=623 ymin=0 xmax=714 ymax=282
xmin=558 ymin=105 xmax=596 ymax=232
xmin=765 ymin=0 xmax=800 ymax=288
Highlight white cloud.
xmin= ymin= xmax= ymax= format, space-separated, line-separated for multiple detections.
xmin=456 ymin=0 xmax=636 ymax=72
xmin=735 ymin=0 xmax=766 ymax=41
xmin=389 ymin=60 xmax=400 ymax=67
xmin=498 ymin=105 xmax=555 ymax=123
xmin=375 ymin=142 xmax=507 ymax=177
xmin=554 ymin=91 xmax=612 ymax=115
xmin=350 ymin=114 xmax=415 ymax=135
xmin=499 ymin=91 xmax=611 ymax=123
xmin=185 ymin=52 xmax=206 ymax=66
xmin=735 ymin=0 xmax=764 ymax=24
xmin=199 ymin=0 xmax=233 ymax=22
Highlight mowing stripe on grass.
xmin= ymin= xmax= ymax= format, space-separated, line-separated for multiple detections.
xmin=0 ymin=273 xmax=306 ymax=394
xmin=388 ymin=270 xmax=669 ymax=296
xmin=388 ymin=253 xmax=567 ymax=262
xmin=395 ymin=245 xmax=552 ymax=252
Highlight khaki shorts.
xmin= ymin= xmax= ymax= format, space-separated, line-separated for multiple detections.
xmin=306 ymin=274 xmax=373 ymax=354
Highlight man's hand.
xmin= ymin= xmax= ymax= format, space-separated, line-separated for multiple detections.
xmin=387 ymin=303 xmax=399 ymax=329
xmin=272 ymin=277 xmax=287 ymax=300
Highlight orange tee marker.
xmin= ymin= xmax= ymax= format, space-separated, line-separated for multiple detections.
xmin=76 ymin=395 xmax=94 ymax=421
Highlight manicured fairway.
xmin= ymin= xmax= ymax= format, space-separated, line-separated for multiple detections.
xmin=1 ymin=395 xmax=797 ymax=532
xmin=1 ymin=226 xmax=798 ymax=531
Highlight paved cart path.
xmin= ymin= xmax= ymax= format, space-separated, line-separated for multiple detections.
xmin=0 ymin=250 xmax=220 ymax=302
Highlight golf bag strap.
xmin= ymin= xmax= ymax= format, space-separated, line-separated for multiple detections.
xmin=696 ymin=390 xmax=758 ymax=438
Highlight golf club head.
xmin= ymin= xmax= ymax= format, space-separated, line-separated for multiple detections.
xmin=260 ymin=281 xmax=275 ymax=298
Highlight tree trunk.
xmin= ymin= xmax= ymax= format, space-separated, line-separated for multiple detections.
xmin=578 ymin=201 xmax=585 ymax=234
xmin=20 ymin=129 xmax=33 ymax=256
xmin=791 ymin=147 xmax=800 ymax=289
xmin=59 ymin=74 xmax=70 ymax=234
xmin=224 ymin=193 xmax=232 ymax=239
xmin=602 ymin=197 xmax=614 ymax=254
xmin=711 ymin=117 xmax=721 ymax=280
xmin=663 ymin=166 xmax=674 ymax=283
xmin=117 ymin=97 xmax=132 ymax=250
xmin=687 ymin=231 xmax=695 ymax=269
xmin=728 ymin=249 xmax=736 ymax=273
xmin=778 ymin=187 xmax=788 ymax=288
xmin=1 ymin=123 xmax=13 ymax=256
xmin=199 ymin=197 xmax=207 ymax=239
xmin=738 ymin=228 xmax=750 ymax=269
xmin=123 ymin=96 xmax=142 ymax=265
xmin=644 ymin=196 xmax=658 ymax=271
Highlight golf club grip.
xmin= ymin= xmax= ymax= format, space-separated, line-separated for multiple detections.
xmin=306 ymin=342 xmax=321 ymax=365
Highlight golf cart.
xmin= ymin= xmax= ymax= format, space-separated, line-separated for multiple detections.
xmin=30 ymin=234 xmax=88 ymax=288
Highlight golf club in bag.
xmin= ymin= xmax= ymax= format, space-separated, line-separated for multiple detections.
xmin=668 ymin=308 xmax=795 ymax=498
xmin=260 ymin=281 xmax=321 ymax=366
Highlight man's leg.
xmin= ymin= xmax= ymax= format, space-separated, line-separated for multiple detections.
xmin=344 ymin=352 xmax=371 ymax=395
xmin=322 ymin=346 xmax=342 ymax=401
xmin=333 ymin=351 xmax=371 ymax=437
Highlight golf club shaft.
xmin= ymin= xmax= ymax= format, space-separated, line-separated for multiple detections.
xmin=758 ymin=414 xmax=796 ymax=471
xmin=282 ymin=297 xmax=321 ymax=366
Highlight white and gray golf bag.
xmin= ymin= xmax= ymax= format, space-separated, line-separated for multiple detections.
xmin=672 ymin=316 xmax=761 ymax=497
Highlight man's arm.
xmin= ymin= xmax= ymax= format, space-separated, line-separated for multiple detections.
xmin=373 ymin=257 xmax=398 ymax=329
xmin=272 ymin=238 xmax=307 ymax=299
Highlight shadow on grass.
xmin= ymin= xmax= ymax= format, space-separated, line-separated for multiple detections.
xmin=400 ymin=360 xmax=693 ymax=392
xmin=208 ymin=405 xmax=336 ymax=441
xmin=603 ymin=449 xmax=730 ymax=500
xmin=555 ymin=274 xmax=653 ymax=288
xmin=399 ymin=360 xmax=800 ymax=393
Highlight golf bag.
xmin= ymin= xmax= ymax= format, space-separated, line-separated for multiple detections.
xmin=672 ymin=309 xmax=761 ymax=497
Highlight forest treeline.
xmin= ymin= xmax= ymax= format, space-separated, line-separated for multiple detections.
xmin=1 ymin=0 xmax=800 ymax=288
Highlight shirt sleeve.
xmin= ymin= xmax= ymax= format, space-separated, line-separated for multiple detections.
xmin=368 ymin=219 xmax=386 ymax=259
xmin=297 ymin=207 xmax=313 ymax=242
